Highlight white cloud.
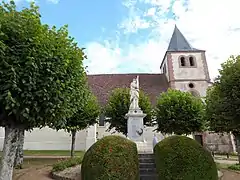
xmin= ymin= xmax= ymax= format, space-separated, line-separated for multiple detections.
xmin=46 ymin=0 xmax=59 ymax=4
xmin=5 ymin=0 xmax=58 ymax=4
xmin=144 ymin=7 xmax=156 ymax=17
xmin=119 ymin=16 xmax=150 ymax=34
xmin=85 ymin=0 xmax=240 ymax=81
xmin=84 ymin=41 xmax=122 ymax=74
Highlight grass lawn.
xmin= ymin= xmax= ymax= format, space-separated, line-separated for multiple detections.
xmin=216 ymin=163 xmax=231 ymax=169
xmin=0 ymin=150 xmax=85 ymax=157
xmin=22 ymin=158 xmax=62 ymax=168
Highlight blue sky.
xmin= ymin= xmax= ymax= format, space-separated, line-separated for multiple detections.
xmin=17 ymin=0 xmax=125 ymax=43
xmin=7 ymin=0 xmax=240 ymax=79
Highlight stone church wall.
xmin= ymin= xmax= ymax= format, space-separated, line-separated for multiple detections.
xmin=203 ymin=132 xmax=235 ymax=154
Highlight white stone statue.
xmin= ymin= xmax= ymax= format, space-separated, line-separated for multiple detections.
xmin=130 ymin=76 xmax=140 ymax=110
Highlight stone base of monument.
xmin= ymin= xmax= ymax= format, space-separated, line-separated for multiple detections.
xmin=126 ymin=109 xmax=146 ymax=142
xmin=125 ymin=108 xmax=152 ymax=153
xmin=135 ymin=141 xmax=153 ymax=153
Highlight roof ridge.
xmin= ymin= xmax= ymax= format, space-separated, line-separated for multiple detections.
xmin=87 ymin=73 xmax=163 ymax=76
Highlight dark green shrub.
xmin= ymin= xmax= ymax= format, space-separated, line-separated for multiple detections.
xmin=228 ymin=164 xmax=240 ymax=171
xmin=52 ymin=157 xmax=83 ymax=172
xmin=81 ymin=135 xmax=139 ymax=180
xmin=154 ymin=135 xmax=218 ymax=180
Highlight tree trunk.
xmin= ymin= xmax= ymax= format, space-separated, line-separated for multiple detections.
xmin=235 ymin=134 xmax=240 ymax=164
xmin=0 ymin=126 xmax=19 ymax=180
xmin=14 ymin=128 xmax=25 ymax=169
xmin=70 ymin=130 xmax=76 ymax=158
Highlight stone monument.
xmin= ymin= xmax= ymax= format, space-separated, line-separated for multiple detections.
xmin=125 ymin=76 xmax=149 ymax=152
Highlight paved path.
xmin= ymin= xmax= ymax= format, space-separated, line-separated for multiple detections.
xmin=215 ymin=159 xmax=238 ymax=165
xmin=221 ymin=169 xmax=240 ymax=180
xmin=14 ymin=166 xmax=53 ymax=180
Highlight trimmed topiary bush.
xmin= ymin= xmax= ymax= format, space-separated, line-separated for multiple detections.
xmin=81 ymin=135 xmax=139 ymax=180
xmin=154 ymin=135 xmax=218 ymax=180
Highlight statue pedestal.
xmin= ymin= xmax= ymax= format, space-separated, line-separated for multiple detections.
xmin=135 ymin=141 xmax=153 ymax=153
xmin=125 ymin=108 xmax=146 ymax=143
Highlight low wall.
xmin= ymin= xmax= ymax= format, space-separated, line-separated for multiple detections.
xmin=203 ymin=132 xmax=235 ymax=154
xmin=0 ymin=127 xmax=87 ymax=151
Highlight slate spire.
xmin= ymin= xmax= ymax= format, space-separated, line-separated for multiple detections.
xmin=167 ymin=25 xmax=201 ymax=52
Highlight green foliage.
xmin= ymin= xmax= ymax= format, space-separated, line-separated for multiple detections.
xmin=154 ymin=135 xmax=218 ymax=180
xmin=81 ymin=135 xmax=139 ymax=180
xmin=0 ymin=1 xmax=86 ymax=128
xmin=51 ymin=157 xmax=83 ymax=172
xmin=205 ymin=85 xmax=230 ymax=132
xmin=65 ymin=90 xmax=100 ymax=132
xmin=205 ymin=55 xmax=240 ymax=135
xmin=228 ymin=164 xmax=240 ymax=171
xmin=104 ymin=88 xmax=152 ymax=135
xmin=155 ymin=89 xmax=206 ymax=135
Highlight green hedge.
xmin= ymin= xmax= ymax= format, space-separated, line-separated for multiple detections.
xmin=52 ymin=157 xmax=83 ymax=172
xmin=154 ymin=135 xmax=218 ymax=180
xmin=228 ymin=164 xmax=240 ymax=171
xmin=81 ymin=135 xmax=139 ymax=180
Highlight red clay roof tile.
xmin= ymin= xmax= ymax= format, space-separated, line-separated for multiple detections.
xmin=87 ymin=73 xmax=169 ymax=106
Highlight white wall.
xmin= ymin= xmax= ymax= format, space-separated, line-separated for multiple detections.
xmin=168 ymin=51 xmax=210 ymax=97
xmin=171 ymin=52 xmax=206 ymax=80
xmin=0 ymin=127 xmax=87 ymax=151
xmin=174 ymin=81 xmax=209 ymax=97
xmin=160 ymin=55 xmax=169 ymax=81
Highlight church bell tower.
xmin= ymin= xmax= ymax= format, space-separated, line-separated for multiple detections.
xmin=160 ymin=25 xmax=211 ymax=97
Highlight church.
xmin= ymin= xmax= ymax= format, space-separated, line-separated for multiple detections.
xmin=0 ymin=26 xmax=236 ymax=154
xmin=85 ymin=25 xmax=212 ymax=151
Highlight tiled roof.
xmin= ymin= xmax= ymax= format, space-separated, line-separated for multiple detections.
xmin=87 ymin=73 xmax=169 ymax=106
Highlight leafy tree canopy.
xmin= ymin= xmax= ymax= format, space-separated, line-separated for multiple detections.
xmin=205 ymin=55 xmax=240 ymax=135
xmin=65 ymin=89 xmax=100 ymax=133
xmin=0 ymin=1 xmax=87 ymax=129
xmin=155 ymin=89 xmax=205 ymax=135
xmin=104 ymin=88 xmax=153 ymax=135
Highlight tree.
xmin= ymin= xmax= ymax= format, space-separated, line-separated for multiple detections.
xmin=65 ymin=90 xmax=100 ymax=157
xmin=104 ymin=88 xmax=152 ymax=136
xmin=155 ymin=89 xmax=205 ymax=135
xmin=205 ymin=55 xmax=240 ymax=163
xmin=0 ymin=1 xmax=87 ymax=179
xmin=14 ymin=129 xmax=25 ymax=169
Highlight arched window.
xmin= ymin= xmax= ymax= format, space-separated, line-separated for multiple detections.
xmin=180 ymin=56 xmax=186 ymax=67
xmin=189 ymin=90 xmax=200 ymax=97
xmin=163 ymin=64 xmax=167 ymax=74
xmin=189 ymin=56 xmax=195 ymax=67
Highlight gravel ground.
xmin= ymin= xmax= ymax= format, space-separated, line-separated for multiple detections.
xmin=54 ymin=165 xmax=81 ymax=180
xmin=221 ymin=169 xmax=240 ymax=180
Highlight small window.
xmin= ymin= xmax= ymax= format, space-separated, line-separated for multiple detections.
xmin=188 ymin=83 xmax=194 ymax=88
xmin=180 ymin=57 xmax=186 ymax=66
xmin=189 ymin=56 xmax=195 ymax=66
xmin=163 ymin=64 xmax=166 ymax=74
